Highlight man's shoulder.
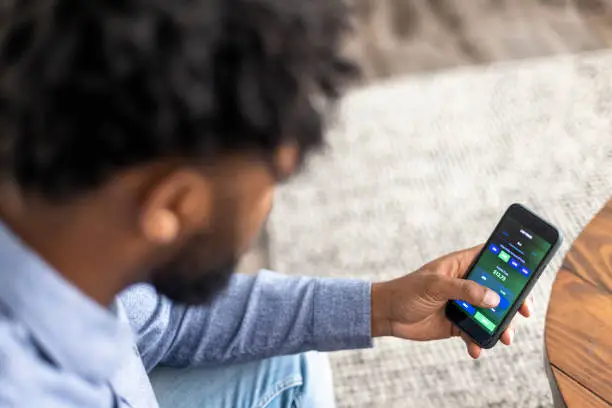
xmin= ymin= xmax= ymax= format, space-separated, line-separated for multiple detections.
xmin=0 ymin=315 xmax=109 ymax=407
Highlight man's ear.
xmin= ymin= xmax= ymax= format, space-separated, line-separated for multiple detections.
xmin=139 ymin=169 xmax=212 ymax=245
xmin=274 ymin=144 xmax=300 ymax=179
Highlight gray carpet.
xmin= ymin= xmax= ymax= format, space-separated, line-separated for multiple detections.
xmin=268 ymin=51 xmax=612 ymax=407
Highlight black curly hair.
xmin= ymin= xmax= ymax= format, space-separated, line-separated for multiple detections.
xmin=0 ymin=0 xmax=356 ymax=199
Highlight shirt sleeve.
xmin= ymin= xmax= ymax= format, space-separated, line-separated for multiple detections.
xmin=119 ymin=270 xmax=372 ymax=371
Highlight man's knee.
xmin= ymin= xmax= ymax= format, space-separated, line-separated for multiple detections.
xmin=244 ymin=352 xmax=336 ymax=408
xmin=293 ymin=351 xmax=336 ymax=408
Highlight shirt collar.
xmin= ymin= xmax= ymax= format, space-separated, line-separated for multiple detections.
xmin=0 ymin=221 xmax=133 ymax=382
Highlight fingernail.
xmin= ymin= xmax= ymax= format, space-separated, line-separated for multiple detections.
xmin=510 ymin=328 xmax=516 ymax=343
xmin=484 ymin=290 xmax=500 ymax=307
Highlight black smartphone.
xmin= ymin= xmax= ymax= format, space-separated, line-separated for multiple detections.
xmin=445 ymin=203 xmax=562 ymax=348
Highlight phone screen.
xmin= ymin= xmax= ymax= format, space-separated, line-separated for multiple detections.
xmin=453 ymin=216 xmax=552 ymax=334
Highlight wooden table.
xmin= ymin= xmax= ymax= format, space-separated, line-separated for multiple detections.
xmin=545 ymin=200 xmax=612 ymax=407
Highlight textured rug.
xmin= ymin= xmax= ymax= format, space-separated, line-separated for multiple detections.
xmin=268 ymin=51 xmax=612 ymax=407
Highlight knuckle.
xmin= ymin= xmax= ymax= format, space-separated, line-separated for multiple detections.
xmin=429 ymin=274 xmax=445 ymax=292
xmin=460 ymin=280 xmax=475 ymax=296
xmin=462 ymin=280 xmax=482 ymax=302
xmin=429 ymin=275 xmax=450 ymax=298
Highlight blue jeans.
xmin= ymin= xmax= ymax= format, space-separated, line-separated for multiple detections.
xmin=149 ymin=352 xmax=335 ymax=408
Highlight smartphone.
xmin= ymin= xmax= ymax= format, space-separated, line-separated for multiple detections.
xmin=445 ymin=203 xmax=562 ymax=348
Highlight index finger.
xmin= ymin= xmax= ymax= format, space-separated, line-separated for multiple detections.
xmin=518 ymin=296 xmax=534 ymax=318
xmin=437 ymin=245 xmax=483 ymax=278
xmin=457 ymin=245 xmax=484 ymax=277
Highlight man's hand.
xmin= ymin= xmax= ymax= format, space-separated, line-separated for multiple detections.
xmin=371 ymin=246 xmax=534 ymax=359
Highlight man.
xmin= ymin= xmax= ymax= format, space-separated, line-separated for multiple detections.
xmin=0 ymin=0 xmax=532 ymax=407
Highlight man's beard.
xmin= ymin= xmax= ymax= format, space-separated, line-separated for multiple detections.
xmin=149 ymin=237 xmax=238 ymax=305
xmin=151 ymin=260 xmax=236 ymax=305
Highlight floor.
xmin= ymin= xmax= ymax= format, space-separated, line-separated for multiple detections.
xmin=234 ymin=3 xmax=612 ymax=407
xmin=238 ymin=0 xmax=612 ymax=274
xmin=267 ymin=48 xmax=612 ymax=407
xmin=347 ymin=0 xmax=612 ymax=80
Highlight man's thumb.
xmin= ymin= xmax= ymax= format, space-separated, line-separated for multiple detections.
xmin=441 ymin=278 xmax=500 ymax=308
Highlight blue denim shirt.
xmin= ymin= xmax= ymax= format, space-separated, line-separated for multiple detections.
xmin=0 ymin=223 xmax=372 ymax=407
